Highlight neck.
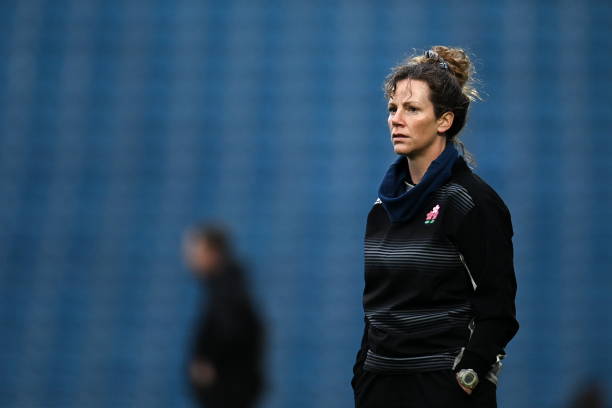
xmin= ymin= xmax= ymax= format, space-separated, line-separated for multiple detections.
xmin=406 ymin=138 xmax=448 ymax=184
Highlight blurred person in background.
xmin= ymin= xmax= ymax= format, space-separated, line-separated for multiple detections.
xmin=183 ymin=223 xmax=265 ymax=408
xmin=351 ymin=46 xmax=519 ymax=408
xmin=566 ymin=380 xmax=606 ymax=408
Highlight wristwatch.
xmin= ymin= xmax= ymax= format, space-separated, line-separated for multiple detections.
xmin=456 ymin=369 xmax=479 ymax=390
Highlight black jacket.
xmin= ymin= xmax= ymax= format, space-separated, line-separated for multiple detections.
xmin=354 ymin=155 xmax=519 ymax=381
xmin=190 ymin=260 xmax=265 ymax=406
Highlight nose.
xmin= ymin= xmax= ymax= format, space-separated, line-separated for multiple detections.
xmin=390 ymin=110 xmax=404 ymax=127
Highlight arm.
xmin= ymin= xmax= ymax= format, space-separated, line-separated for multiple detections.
xmin=450 ymin=193 xmax=519 ymax=379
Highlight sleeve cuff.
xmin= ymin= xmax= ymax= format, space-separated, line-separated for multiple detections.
xmin=453 ymin=349 xmax=492 ymax=379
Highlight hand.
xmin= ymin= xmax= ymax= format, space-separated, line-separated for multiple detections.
xmin=456 ymin=374 xmax=473 ymax=395
xmin=190 ymin=359 xmax=217 ymax=387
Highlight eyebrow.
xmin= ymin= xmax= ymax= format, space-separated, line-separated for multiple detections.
xmin=388 ymin=100 xmax=421 ymax=106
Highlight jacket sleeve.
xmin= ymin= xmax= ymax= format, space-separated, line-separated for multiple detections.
xmin=450 ymin=191 xmax=519 ymax=379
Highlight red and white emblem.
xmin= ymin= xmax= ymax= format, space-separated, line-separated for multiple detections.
xmin=425 ymin=204 xmax=440 ymax=224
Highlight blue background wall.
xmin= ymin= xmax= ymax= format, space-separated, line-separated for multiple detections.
xmin=1 ymin=0 xmax=611 ymax=407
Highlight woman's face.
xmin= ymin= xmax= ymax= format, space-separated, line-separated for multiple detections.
xmin=387 ymin=78 xmax=451 ymax=157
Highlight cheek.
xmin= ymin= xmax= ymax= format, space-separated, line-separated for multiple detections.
xmin=410 ymin=117 xmax=426 ymax=132
xmin=413 ymin=116 xmax=436 ymax=134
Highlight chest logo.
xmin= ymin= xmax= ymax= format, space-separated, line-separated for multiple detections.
xmin=425 ymin=204 xmax=440 ymax=224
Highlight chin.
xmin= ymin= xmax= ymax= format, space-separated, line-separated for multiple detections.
xmin=392 ymin=143 xmax=413 ymax=156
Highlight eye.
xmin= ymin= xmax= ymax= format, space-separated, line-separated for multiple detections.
xmin=387 ymin=106 xmax=397 ymax=113
xmin=408 ymin=106 xmax=418 ymax=112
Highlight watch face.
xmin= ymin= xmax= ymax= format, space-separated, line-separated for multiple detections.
xmin=459 ymin=369 xmax=479 ymax=389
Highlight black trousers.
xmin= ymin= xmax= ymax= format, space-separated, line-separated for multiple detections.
xmin=352 ymin=369 xmax=497 ymax=408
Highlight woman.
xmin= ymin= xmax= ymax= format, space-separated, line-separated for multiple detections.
xmin=351 ymin=46 xmax=519 ymax=408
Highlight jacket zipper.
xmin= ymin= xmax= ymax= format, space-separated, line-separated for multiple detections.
xmin=458 ymin=252 xmax=477 ymax=291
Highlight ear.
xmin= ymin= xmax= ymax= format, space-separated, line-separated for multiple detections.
xmin=436 ymin=111 xmax=454 ymax=134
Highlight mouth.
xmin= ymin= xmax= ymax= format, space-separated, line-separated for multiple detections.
xmin=392 ymin=133 xmax=409 ymax=140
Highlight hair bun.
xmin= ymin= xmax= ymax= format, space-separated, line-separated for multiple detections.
xmin=429 ymin=46 xmax=480 ymax=101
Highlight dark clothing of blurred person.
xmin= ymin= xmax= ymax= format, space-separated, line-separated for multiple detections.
xmin=184 ymin=225 xmax=265 ymax=408
xmin=566 ymin=381 xmax=606 ymax=408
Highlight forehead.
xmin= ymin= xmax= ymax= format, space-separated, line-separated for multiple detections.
xmin=389 ymin=78 xmax=431 ymax=104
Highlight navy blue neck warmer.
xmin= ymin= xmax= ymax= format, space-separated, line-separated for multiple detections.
xmin=378 ymin=142 xmax=460 ymax=223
